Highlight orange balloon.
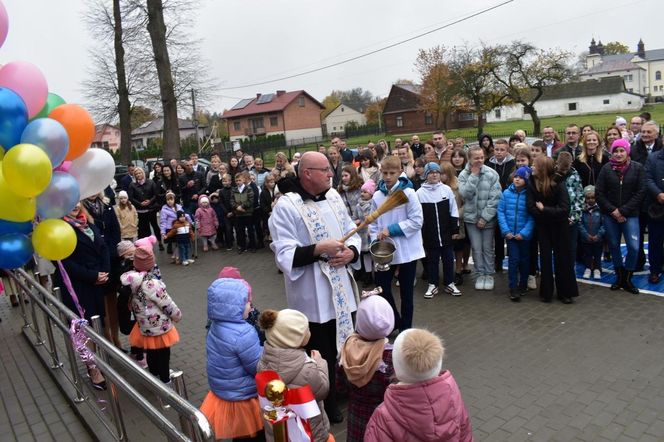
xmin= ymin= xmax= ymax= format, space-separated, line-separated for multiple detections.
xmin=48 ymin=104 xmax=95 ymax=161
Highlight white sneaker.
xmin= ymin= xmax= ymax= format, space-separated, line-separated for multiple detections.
xmin=593 ymin=269 xmax=602 ymax=279
xmin=187 ymin=259 xmax=195 ymax=264
xmin=475 ymin=275 xmax=485 ymax=290
xmin=182 ymin=261 xmax=189 ymax=266
xmin=445 ymin=282 xmax=462 ymax=296
xmin=484 ymin=275 xmax=494 ymax=290
xmin=527 ymin=275 xmax=537 ymax=290
xmin=424 ymin=284 xmax=438 ymax=299
xmin=583 ymin=268 xmax=591 ymax=279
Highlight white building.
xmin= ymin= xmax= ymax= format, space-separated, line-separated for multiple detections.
xmin=321 ymin=103 xmax=366 ymax=136
xmin=486 ymin=76 xmax=644 ymax=123
xmin=131 ymin=118 xmax=209 ymax=149
xmin=581 ymin=39 xmax=664 ymax=99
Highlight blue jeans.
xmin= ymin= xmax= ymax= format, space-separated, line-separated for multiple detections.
xmin=649 ymin=219 xmax=664 ymax=275
xmin=506 ymin=239 xmax=530 ymax=289
xmin=603 ymin=215 xmax=640 ymax=271
xmin=426 ymin=245 xmax=454 ymax=287
xmin=375 ymin=260 xmax=417 ymax=331
xmin=465 ymin=223 xmax=495 ymax=276
xmin=178 ymin=242 xmax=190 ymax=263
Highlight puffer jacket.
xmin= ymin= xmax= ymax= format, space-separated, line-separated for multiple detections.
xmin=458 ymin=164 xmax=502 ymax=226
xmin=120 ymin=270 xmax=182 ymax=337
xmin=159 ymin=203 xmax=191 ymax=236
xmin=579 ymin=204 xmax=605 ymax=243
xmin=416 ymin=182 xmax=459 ymax=247
xmin=257 ymin=344 xmax=330 ymax=442
xmin=195 ymin=206 xmax=219 ymax=237
xmin=364 ymin=371 xmax=473 ymax=442
xmin=595 ymin=161 xmax=646 ymax=218
xmin=497 ymin=184 xmax=534 ymax=240
xmin=206 ymin=278 xmax=262 ymax=401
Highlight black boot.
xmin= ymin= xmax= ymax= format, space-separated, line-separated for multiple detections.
xmin=611 ymin=267 xmax=624 ymax=291
xmin=621 ymin=270 xmax=640 ymax=294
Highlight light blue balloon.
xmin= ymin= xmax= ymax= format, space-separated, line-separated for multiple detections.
xmin=36 ymin=172 xmax=80 ymax=219
xmin=0 ymin=219 xmax=33 ymax=236
xmin=0 ymin=233 xmax=33 ymax=269
xmin=20 ymin=117 xmax=70 ymax=167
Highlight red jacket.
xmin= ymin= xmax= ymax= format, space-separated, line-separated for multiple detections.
xmin=364 ymin=371 xmax=473 ymax=442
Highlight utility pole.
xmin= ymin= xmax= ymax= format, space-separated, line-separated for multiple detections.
xmin=191 ymin=88 xmax=201 ymax=153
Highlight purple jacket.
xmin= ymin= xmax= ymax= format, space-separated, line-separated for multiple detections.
xmin=365 ymin=371 xmax=473 ymax=442
xmin=159 ymin=204 xmax=191 ymax=236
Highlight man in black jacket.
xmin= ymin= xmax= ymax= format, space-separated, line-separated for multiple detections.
xmin=179 ymin=160 xmax=204 ymax=216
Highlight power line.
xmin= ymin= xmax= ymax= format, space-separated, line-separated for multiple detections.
xmin=218 ymin=0 xmax=514 ymax=90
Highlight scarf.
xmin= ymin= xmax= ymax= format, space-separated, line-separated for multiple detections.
xmin=340 ymin=334 xmax=388 ymax=388
xmin=609 ymin=157 xmax=630 ymax=179
xmin=64 ymin=212 xmax=94 ymax=241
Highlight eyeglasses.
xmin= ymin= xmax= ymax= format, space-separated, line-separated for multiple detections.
xmin=306 ymin=167 xmax=332 ymax=173
xmin=566 ymin=132 xmax=578 ymax=135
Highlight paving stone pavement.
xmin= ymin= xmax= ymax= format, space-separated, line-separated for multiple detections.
xmin=2 ymin=247 xmax=664 ymax=441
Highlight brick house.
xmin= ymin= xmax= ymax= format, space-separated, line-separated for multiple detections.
xmin=222 ymin=90 xmax=324 ymax=143
xmin=92 ymin=124 xmax=121 ymax=152
xmin=382 ymin=83 xmax=477 ymax=135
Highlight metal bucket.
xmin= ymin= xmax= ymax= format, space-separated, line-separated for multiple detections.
xmin=369 ymin=238 xmax=396 ymax=271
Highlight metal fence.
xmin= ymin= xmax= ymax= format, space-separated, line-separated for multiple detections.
xmin=5 ymin=268 xmax=214 ymax=442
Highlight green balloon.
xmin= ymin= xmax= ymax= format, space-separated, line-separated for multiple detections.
xmin=32 ymin=93 xmax=66 ymax=120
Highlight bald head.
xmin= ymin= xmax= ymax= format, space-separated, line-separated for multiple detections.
xmin=299 ymin=151 xmax=327 ymax=169
xmin=299 ymin=151 xmax=332 ymax=196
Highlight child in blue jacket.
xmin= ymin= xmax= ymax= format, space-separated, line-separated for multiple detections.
xmin=579 ymin=185 xmax=605 ymax=279
xmin=199 ymin=277 xmax=264 ymax=441
xmin=498 ymin=166 xmax=535 ymax=302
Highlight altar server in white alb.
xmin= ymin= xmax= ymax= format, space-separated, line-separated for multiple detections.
xmin=268 ymin=151 xmax=361 ymax=424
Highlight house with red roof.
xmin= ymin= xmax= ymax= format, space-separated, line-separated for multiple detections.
xmin=92 ymin=123 xmax=121 ymax=152
xmin=222 ymin=90 xmax=325 ymax=143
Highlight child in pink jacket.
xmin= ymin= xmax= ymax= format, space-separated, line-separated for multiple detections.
xmin=364 ymin=328 xmax=473 ymax=442
xmin=195 ymin=195 xmax=219 ymax=252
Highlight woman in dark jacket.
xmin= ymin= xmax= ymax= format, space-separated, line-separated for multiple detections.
xmin=595 ymin=139 xmax=646 ymax=294
xmin=52 ymin=202 xmax=110 ymax=390
xmin=128 ymin=167 xmax=164 ymax=250
xmin=157 ymin=164 xmax=180 ymax=205
xmin=573 ymin=130 xmax=609 ymax=188
xmin=527 ymin=156 xmax=579 ymax=304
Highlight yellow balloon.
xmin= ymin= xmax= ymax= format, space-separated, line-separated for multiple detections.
xmin=0 ymin=146 xmax=4 ymax=161
xmin=32 ymin=219 xmax=77 ymax=260
xmin=0 ymin=164 xmax=36 ymax=221
xmin=2 ymin=143 xmax=53 ymax=197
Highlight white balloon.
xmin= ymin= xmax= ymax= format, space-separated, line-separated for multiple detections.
xmin=68 ymin=148 xmax=115 ymax=199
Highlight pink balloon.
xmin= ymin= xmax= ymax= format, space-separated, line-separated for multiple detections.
xmin=0 ymin=1 xmax=7 ymax=49
xmin=54 ymin=160 xmax=72 ymax=173
xmin=0 ymin=61 xmax=48 ymax=118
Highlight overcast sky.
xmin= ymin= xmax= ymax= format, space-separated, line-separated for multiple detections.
xmin=2 ymin=0 xmax=662 ymax=119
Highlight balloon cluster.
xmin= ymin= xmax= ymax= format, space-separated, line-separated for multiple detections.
xmin=0 ymin=2 xmax=116 ymax=269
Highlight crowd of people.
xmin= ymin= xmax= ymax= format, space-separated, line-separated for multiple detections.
xmin=14 ymin=110 xmax=664 ymax=441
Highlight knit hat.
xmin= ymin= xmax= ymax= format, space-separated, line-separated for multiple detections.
xmin=199 ymin=195 xmax=209 ymax=205
xmin=117 ymin=190 xmax=128 ymax=200
xmin=134 ymin=235 xmax=157 ymax=248
xmin=611 ymin=138 xmax=631 ymax=154
xmin=361 ymin=179 xmax=376 ymax=194
xmin=176 ymin=210 xmax=185 ymax=219
xmin=423 ymin=162 xmax=441 ymax=179
xmin=615 ymin=116 xmax=627 ymax=127
xmin=393 ymin=329 xmax=444 ymax=384
xmin=583 ymin=185 xmax=595 ymax=197
xmin=355 ymin=295 xmax=394 ymax=341
xmin=133 ymin=245 xmax=155 ymax=272
xmin=116 ymin=240 xmax=135 ymax=258
xmin=259 ymin=309 xmax=310 ymax=349
xmin=218 ymin=266 xmax=253 ymax=302
xmin=514 ymin=166 xmax=532 ymax=184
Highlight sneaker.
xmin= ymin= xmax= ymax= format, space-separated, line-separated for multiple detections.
xmin=226 ymin=246 xmax=233 ymax=251
xmin=444 ymin=282 xmax=461 ymax=296
xmin=593 ymin=269 xmax=602 ymax=279
xmin=583 ymin=268 xmax=591 ymax=279
xmin=131 ymin=355 xmax=148 ymax=369
xmin=186 ymin=259 xmax=195 ymax=264
xmin=182 ymin=261 xmax=189 ymax=266
xmin=527 ymin=275 xmax=537 ymax=290
xmin=509 ymin=288 xmax=521 ymax=302
xmin=484 ymin=275 xmax=494 ymax=290
xmin=475 ymin=275 xmax=485 ymax=290
xmin=424 ymin=284 xmax=438 ymax=299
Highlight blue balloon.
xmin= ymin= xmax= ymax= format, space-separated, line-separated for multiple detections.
xmin=0 ymin=219 xmax=33 ymax=236
xmin=20 ymin=118 xmax=70 ymax=167
xmin=0 ymin=233 xmax=33 ymax=269
xmin=36 ymin=171 xmax=81 ymax=219
xmin=0 ymin=87 xmax=29 ymax=151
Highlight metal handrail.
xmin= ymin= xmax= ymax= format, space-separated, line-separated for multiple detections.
xmin=7 ymin=268 xmax=215 ymax=442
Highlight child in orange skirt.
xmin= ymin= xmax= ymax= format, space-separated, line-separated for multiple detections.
xmin=120 ymin=244 xmax=182 ymax=384
xmin=200 ymin=277 xmax=264 ymax=441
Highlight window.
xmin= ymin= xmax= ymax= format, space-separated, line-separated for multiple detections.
xmin=233 ymin=121 xmax=241 ymax=131
xmin=603 ymin=99 xmax=610 ymax=104
xmin=298 ymin=96 xmax=305 ymax=107
xmin=623 ymin=74 xmax=633 ymax=82
xmin=341 ymin=107 xmax=345 ymax=112
xmin=396 ymin=116 xmax=404 ymax=128
xmin=250 ymin=118 xmax=264 ymax=129
xmin=656 ymin=71 xmax=662 ymax=80
xmin=270 ymin=116 xmax=278 ymax=127
xmin=458 ymin=112 xmax=475 ymax=121
xmin=568 ymin=102 xmax=577 ymax=111
xmin=628 ymin=101 xmax=632 ymax=105
xmin=424 ymin=114 xmax=433 ymax=125
xmin=494 ymin=109 xmax=502 ymax=119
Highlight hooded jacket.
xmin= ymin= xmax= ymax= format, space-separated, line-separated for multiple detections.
xmin=458 ymin=164 xmax=502 ymax=226
xmin=477 ymin=133 xmax=494 ymax=156
xmin=416 ymin=182 xmax=459 ymax=247
xmin=206 ymin=278 xmax=262 ymax=401
xmin=195 ymin=204 xmax=219 ymax=237
xmin=257 ymin=344 xmax=330 ymax=442
xmin=497 ymin=183 xmax=534 ymax=240
xmin=579 ymin=204 xmax=605 ymax=242
xmin=364 ymin=371 xmax=473 ymax=442
xmin=485 ymin=154 xmax=515 ymax=190
xmin=159 ymin=203 xmax=191 ymax=236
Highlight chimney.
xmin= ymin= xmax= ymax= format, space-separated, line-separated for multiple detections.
xmin=276 ymin=90 xmax=286 ymax=97
xmin=637 ymin=39 xmax=645 ymax=58
xmin=256 ymin=93 xmax=262 ymax=99
xmin=589 ymin=38 xmax=597 ymax=55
